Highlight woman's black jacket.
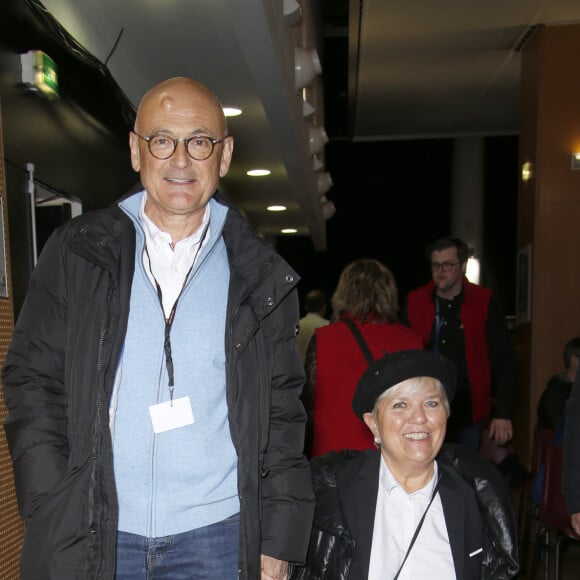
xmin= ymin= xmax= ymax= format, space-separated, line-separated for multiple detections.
xmin=290 ymin=445 xmax=519 ymax=579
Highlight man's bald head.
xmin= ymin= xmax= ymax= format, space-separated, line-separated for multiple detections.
xmin=129 ymin=76 xmax=234 ymax=236
xmin=134 ymin=77 xmax=227 ymax=137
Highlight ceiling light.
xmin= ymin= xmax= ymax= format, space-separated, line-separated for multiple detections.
xmin=281 ymin=228 xmax=298 ymax=234
xmin=320 ymin=195 xmax=336 ymax=220
xmin=295 ymin=46 xmax=322 ymax=91
xmin=246 ymin=169 xmax=271 ymax=177
xmin=313 ymin=156 xmax=323 ymax=171
xmin=317 ymin=172 xmax=333 ymax=195
xmin=283 ymin=0 xmax=302 ymax=26
xmin=303 ymin=100 xmax=315 ymax=118
xmin=223 ymin=107 xmax=242 ymax=117
xmin=308 ymin=125 xmax=328 ymax=155
xmin=267 ymin=205 xmax=287 ymax=212
xmin=466 ymin=257 xmax=480 ymax=285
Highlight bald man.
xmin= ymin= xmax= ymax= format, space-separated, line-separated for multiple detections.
xmin=3 ymin=77 xmax=314 ymax=580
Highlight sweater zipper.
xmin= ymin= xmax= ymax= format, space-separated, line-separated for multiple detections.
xmin=148 ymin=351 xmax=166 ymax=538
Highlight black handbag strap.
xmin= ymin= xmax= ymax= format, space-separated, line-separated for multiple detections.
xmin=343 ymin=318 xmax=442 ymax=576
xmin=343 ymin=318 xmax=375 ymax=365
xmin=392 ymin=474 xmax=442 ymax=580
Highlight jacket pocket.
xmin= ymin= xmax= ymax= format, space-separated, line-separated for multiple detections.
xmin=21 ymin=466 xmax=93 ymax=580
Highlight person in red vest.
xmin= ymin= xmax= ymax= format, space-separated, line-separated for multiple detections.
xmin=405 ymin=237 xmax=516 ymax=450
xmin=303 ymin=258 xmax=423 ymax=457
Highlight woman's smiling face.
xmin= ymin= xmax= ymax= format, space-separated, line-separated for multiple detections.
xmin=363 ymin=377 xmax=448 ymax=475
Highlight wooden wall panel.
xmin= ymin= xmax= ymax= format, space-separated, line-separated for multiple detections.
xmin=517 ymin=23 xmax=580 ymax=461
xmin=0 ymin=99 xmax=23 ymax=579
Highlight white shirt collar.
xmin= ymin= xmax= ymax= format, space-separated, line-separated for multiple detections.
xmin=138 ymin=191 xmax=211 ymax=248
xmin=379 ymin=455 xmax=439 ymax=500
xmin=137 ymin=192 xmax=211 ymax=317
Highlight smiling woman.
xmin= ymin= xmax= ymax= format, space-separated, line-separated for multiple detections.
xmin=363 ymin=376 xmax=449 ymax=492
xmin=290 ymin=349 xmax=520 ymax=580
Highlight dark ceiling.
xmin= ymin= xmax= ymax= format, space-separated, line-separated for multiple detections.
xmin=320 ymin=0 xmax=349 ymax=140
xmin=0 ymin=0 xmax=135 ymax=136
xmin=3 ymin=0 xmax=580 ymax=314
xmin=2 ymin=0 xmax=330 ymax=246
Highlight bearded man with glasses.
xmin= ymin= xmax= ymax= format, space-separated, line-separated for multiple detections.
xmin=404 ymin=236 xmax=517 ymax=451
xmin=3 ymin=77 xmax=314 ymax=580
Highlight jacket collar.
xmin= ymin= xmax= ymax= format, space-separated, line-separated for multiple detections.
xmin=67 ymin=203 xmax=133 ymax=272
xmin=68 ymin=188 xmax=300 ymax=319
xmin=217 ymin=190 xmax=300 ymax=319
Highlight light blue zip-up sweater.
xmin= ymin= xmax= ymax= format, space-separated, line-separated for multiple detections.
xmin=112 ymin=192 xmax=239 ymax=537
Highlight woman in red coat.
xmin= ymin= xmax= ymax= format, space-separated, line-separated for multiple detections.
xmin=304 ymin=259 xmax=422 ymax=457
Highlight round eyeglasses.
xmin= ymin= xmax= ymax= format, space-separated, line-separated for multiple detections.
xmin=133 ymin=132 xmax=227 ymax=161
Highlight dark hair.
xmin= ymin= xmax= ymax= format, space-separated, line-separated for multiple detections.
xmin=304 ymin=290 xmax=327 ymax=314
xmin=563 ymin=337 xmax=580 ymax=369
xmin=427 ymin=236 xmax=471 ymax=263
xmin=331 ymin=259 xmax=398 ymax=324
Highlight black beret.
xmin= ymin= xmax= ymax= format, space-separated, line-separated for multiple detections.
xmin=352 ymin=349 xmax=456 ymax=419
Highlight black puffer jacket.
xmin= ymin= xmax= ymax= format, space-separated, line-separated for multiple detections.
xmin=3 ymin=190 xmax=314 ymax=579
xmin=290 ymin=445 xmax=519 ymax=580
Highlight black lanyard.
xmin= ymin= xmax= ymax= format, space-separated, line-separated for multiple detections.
xmin=433 ymin=297 xmax=443 ymax=354
xmin=144 ymin=223 xmax=209 ymax=404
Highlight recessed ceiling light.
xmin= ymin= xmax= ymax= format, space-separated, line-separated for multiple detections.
xmin=281 ymin=228 xmax=298 ymax=234
xmin=246 ymin=169 xmax=271 ymax=177
xmin=267 ymin=205 xmax=287 ymax=212
xmin=223 ymin=107 xmax=242 ymax=117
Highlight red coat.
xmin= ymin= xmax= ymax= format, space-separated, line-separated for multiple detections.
xmin=406 ymin=279 xmax=492 ymax=423
xmin=312 ymin=319 xmax=422 ymax=456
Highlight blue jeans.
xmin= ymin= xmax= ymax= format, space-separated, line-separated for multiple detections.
xmin=115 ymin=514 xmax=240 ymax=580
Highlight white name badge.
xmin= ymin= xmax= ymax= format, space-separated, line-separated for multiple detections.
xmin=149 ymin=396 xmax=195 ymax=434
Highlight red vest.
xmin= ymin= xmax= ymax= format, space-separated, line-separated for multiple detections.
xmin=406 ymin=279 xmax=492 ymax=423
xmin=312 ymin=320 xmax=423 ymax=456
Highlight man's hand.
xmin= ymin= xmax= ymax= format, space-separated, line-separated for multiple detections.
xmin=488 ymin=418 xmax=513 ymax=446
xmin=261 ymin=554 xmax=288 ymax=580
xmin=571 ymin=513 xmax=580 ymax=536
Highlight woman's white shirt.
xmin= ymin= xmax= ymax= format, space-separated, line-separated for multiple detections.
xmin=368 ymin=458 xmax=455 ymax=580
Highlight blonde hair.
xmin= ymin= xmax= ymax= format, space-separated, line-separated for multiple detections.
xmin=331 ymin=259 xmax=398 ymax=323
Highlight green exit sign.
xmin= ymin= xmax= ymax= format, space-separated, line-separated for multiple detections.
xmin=34 ymin=51 xmax=58 ymax=98
xmin=21 ymin=50 xmax=59 ymax=99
